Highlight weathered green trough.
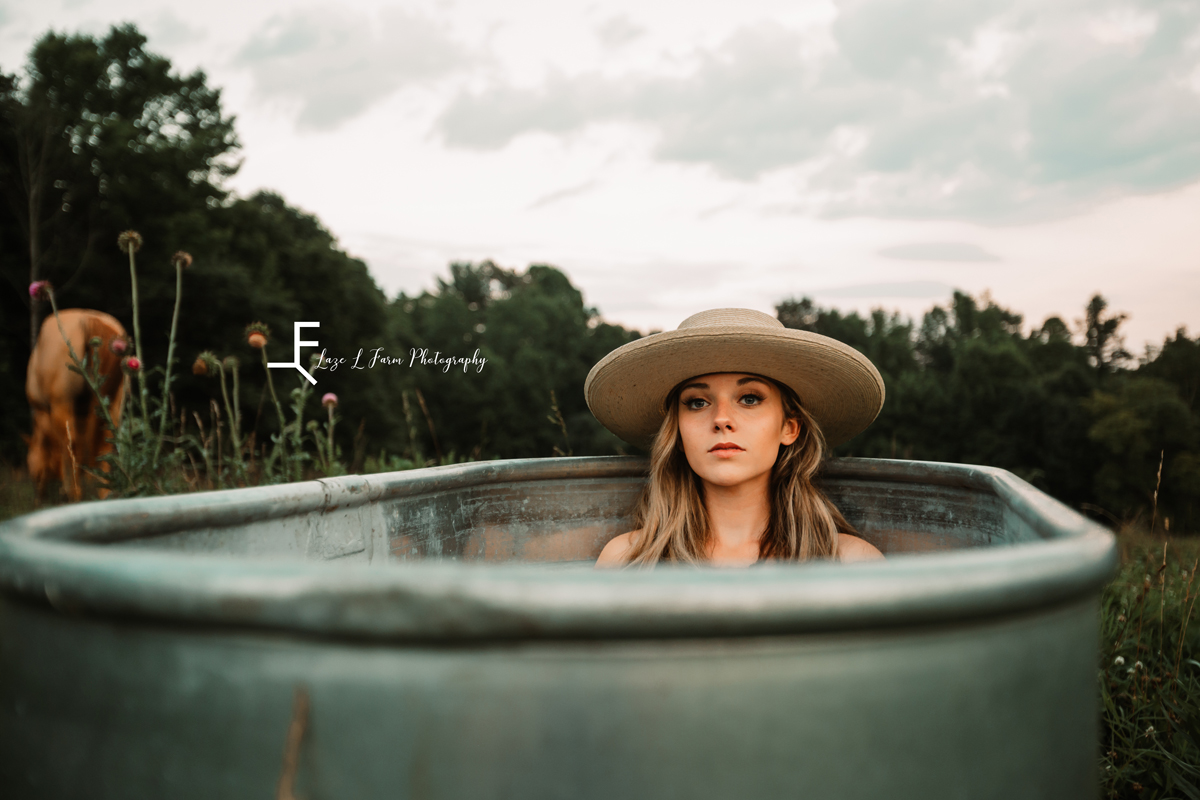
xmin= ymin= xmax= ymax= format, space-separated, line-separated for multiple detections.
xmin=0 ymin=456 xmax=1116 ymax=799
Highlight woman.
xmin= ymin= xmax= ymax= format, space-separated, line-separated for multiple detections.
xmin=587 ymin=308 xmax=885 ymax=567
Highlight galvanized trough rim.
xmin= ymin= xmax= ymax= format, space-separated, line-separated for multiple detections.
xmin=0 ymin=457 xmax=1117 ymax=641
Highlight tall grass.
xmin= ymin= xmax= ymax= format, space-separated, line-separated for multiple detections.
xmin=1101 ymin=528 xmax=1200 ymax=799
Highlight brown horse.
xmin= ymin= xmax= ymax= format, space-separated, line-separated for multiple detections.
xmin=26 ymin=309 xmax=127 ymax=500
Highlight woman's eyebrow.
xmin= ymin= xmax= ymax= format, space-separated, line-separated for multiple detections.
xmin=737 ymin=376 xmax=771 ymax=387
xmin=680 ymin=382 xmax=709 ymax=392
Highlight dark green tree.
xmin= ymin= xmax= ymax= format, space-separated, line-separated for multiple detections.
xmin=1084 ymin=294 xmax=1132 ymax=375
xmin=776 ymin=290 xmax=1200 ymax=527
xmin=1140 ymin=328 xmax=1200 ymax=412
xmin=0 ymin=23 xmax=238 ymax=349
xmin=0 ymin=25 xmax=401 ymax=467
xmin=390 ymin=262 xmax=639 ymax=461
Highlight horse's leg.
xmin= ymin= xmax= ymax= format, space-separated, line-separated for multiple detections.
xmin=49 ymin=401 xmax=82 ymax=502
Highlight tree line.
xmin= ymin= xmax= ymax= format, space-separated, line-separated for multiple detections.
xmin=777 ymin=294 xmax=1199 ymax=530
xmin=1 ymin=25 xmax=1196 ymax=530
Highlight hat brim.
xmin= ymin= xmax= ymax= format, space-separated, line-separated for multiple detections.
xmin=585 ymin=327 xmax=885 ymax=449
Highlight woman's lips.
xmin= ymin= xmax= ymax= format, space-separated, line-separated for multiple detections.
xmin=709 ymin=443 xmax=744 ymax=455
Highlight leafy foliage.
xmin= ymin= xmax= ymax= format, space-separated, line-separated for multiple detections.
xmin=389 ymin=261 xmax=639 ymax=461
xmin=779 ymin=291 xmax=1200 ymax=531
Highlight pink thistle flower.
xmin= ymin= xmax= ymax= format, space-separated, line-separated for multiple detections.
xmin=109 ymin=337 xmax=129 ymax=355
xmin=244 ymin=321 xmax=271 ymax=349
xmin=122 ymin=356 xmax=141 ymax=372
xmin=28 ymin=280 xmax=51 ymax=300
xmin=322 ymin=393 xmax=338 ymax=409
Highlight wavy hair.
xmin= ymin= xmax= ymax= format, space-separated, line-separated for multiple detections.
xmin=621 ymin=377 xmax=854 ymax=566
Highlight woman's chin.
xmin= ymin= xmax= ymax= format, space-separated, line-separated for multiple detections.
xmin=694 ymin=466 xmax=770 ymax=489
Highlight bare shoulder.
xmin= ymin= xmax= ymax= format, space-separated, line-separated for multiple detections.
xmin=837 ymin=533 xmax=884 ymax=562
xmin=595 ymin=531 xmax=637 ymax=568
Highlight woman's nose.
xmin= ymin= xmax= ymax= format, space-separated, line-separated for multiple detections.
xmin=712 ymin=397 xmax=735 ymax=430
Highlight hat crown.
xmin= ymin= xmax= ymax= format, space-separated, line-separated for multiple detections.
xmin=677 ymin=308 xmax=783 ymax=331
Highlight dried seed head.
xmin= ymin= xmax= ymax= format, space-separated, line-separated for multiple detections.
xmin=322 ymin=392 xmax=338 ymax=409
xmin=1114 ymin=656 xmax=1125 ymax=666
xmin=222 ymin=355 xmax=240 ymax=370
xmin=172 ymin=251 xmax=193 ymax=270
xmin=117 ymin=230 xmax=143 ymax=254
xmin=28 ymin=280 xmax=51 ymax=300
xmin=193 ymin=351 xmax=219 ymax=376
xmin=245 ymin=322 xmax=271 ymax=349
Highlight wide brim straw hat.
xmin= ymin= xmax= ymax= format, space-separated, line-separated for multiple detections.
xmin=585 ymin=308 xmax=885 ymax=450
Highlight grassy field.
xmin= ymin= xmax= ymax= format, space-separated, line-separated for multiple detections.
xmin=1101 ymin=528 xmax=1200 ymax=798
xmin=2 ymin=470 xmax=1198 ymax=797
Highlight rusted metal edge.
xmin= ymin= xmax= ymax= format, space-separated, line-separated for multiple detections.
xmin=0 ymin=529 xmax=1115 ymax=641
xmin=0 ymin=457 xmax=1117 ymax=641
xmin=1 ymin=456 xmax=650 ymax=543
xmin=0 ymin=456 xmax=1034 ymax=544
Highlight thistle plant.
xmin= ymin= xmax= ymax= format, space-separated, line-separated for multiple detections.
xmin=247 ymin=322 xmax=289 ymax=480
xmin=194 ymin=351 xmax=247 ymax=486
xmin=118 ymin=230 xmax=149 ymax=428
xmin=401 ymin=390 xmax=425 ymax=466
xmin=548 ymin=389 xmax=571 ymax=457
xmin=223 ymin=355 xmax=245 ymax=479
xmin=313 ymin=392 xmax=342 ymax=476
xmin=28 ymin=229 xmax=371 ymax=497
xmin=284 ymin=365 xmax=316 ymax=482
xmin=152 ymin=250 xmax=191 ymax=466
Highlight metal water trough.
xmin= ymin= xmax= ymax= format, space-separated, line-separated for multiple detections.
xmin=0 ymin=456 xmax=1116 ymax=799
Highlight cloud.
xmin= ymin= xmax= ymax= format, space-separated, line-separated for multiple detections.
xmin=148 ymin=10 xmax=206 ymax=48
xmin=438 ymin=24 xmax=844 ymax=177
xmin=528 ymin=180 xmax=599 ymax=210
xmin=596 ymin=16 xmax=644 ymax=49
xmin=236 ymin=6 xmax=470 ymax=130
xmin=879 ymin=241 xmax=1000 ymax=261
xmin=812 ymin=281 xmax=955 ymax=298
xmin=435 ymin=0 xmax=1200 ymax=221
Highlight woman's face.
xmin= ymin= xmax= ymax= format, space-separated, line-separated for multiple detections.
xmin=676 ymin=372 xmax=800 ymax=489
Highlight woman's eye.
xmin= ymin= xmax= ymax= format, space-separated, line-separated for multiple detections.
xmin=741 ymin=393 xmax=764 ymax=406
xmin=683 ymin=397 xmax=707 ymax=410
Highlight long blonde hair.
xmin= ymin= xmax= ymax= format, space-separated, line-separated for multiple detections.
xmin=621 ymin=377 xmax=855 ymax=566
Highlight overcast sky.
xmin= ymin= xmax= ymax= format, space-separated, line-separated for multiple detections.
xmin=3 ymin=0 xmax=1199 ymax=348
